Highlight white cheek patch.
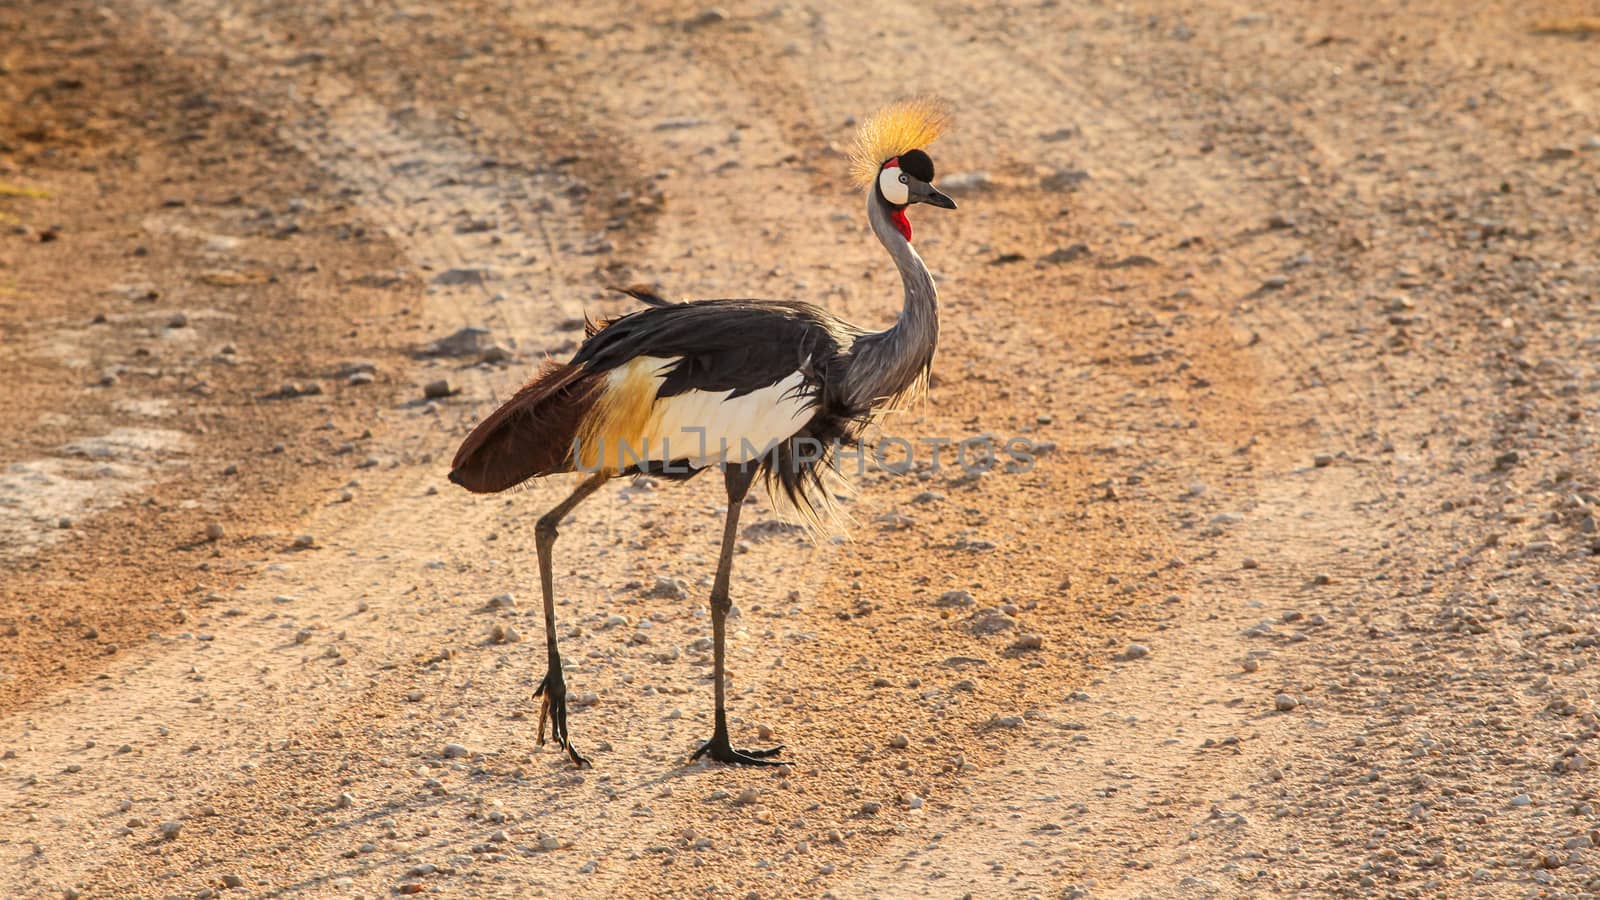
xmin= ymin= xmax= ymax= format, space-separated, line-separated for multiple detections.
xmin=878 ymin=166 xmax=910 ymax=205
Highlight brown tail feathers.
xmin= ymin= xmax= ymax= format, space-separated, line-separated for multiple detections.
xmin=448 ymin=362 xmax=605 ymax=493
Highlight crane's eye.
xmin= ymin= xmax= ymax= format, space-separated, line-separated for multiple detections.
xmin=878 ymin=166 xmax=910 ymax=205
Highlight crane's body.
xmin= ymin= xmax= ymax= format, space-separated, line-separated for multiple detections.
xmin=449 ymin=100 xmax=956 ymax=766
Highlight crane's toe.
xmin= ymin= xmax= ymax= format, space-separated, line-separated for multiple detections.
xmin=691 ymin=733 xmax=785 ymax=766
xmin=534 ymin=670 xmax=591 ymax=768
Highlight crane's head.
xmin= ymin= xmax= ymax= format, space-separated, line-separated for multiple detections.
xmin=850 ymin=98 xmax=956 ymax=241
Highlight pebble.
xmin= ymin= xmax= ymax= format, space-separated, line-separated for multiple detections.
xmin=905 ymin=794 xmax=925 ymax=809
xmin=1312 ymin=572 xmax=1333 ymax=585
xmin=491 ymin=623 xmax=521 ymax=644
xmin=337 ymin=792 xmax=354 ymax=809
xmin=859 ymin=801 xmax=882 ymax=816
xmin=1041 ymin=244 xmax=1090 ymax=265
xmin=1510 ymin=793 xmax=1532 ymax=808
xmin=158 ymin=821 xmax=183 ymax=840
xmin=1122 ymin=643 xmax=1150 ymax=660
xmin=443 ymin=743 xmax=470 ymax=759
xmin=1242 ymin=557 xmax=1259 ymax=569
xmin=423 ymin=379 xmax=456 ymax=399
xmin=936 ymin=590 xmax=975 ymax=608
xmin=348 ymin=371 xmax=374 ymax=386
xmin=538 ymin=836 xmax=561 ymax=851
xmin=293 ymin=534 xmax=316 ymax=549
xmin=1242 ymin=658 xmax=1260 ymax=673
xmin=889 ymin=734 xmax=910 ymax=749
xmin=969 ymin=609 xmax=1016 ymax=634
xmin=1274 ymin=693 xmax=1299 ymax=711
xmin=221 ymin=874 xmax=245 ymax=888
xmin=168 ymin=311 xmax=189 ymax=328
xmin=204 ymin=522 xmax=225 ymax=541
xmin=938 ymin=171 xmax=992 ymax=194
xmin=489 ymin=592 xmax=516 ymax=609
xmin=1313 ymin=453 xmax=1334 ymax=467
xmin=1040 ymin=168 xmax=1090 ymax=192
xmin=645 ymin=577 xmax=689 ymax=599
xmin=736 ymin=788 xmax=761 ymax=805
xmin=419 ymin=327 xmax=492 ymax=360
xmin=683 ymin=7 xmax=729 ymax=30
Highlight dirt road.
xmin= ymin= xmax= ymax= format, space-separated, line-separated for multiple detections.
xmin=3 ymin=1 xmax=1598 ymax=897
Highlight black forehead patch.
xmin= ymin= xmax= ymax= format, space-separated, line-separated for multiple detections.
xmin=898 ymin=149 xmax=935 ymax=182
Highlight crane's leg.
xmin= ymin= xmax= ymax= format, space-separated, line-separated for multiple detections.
xmin=533 ymin=472 xmax=608 ymax=767
xmin=691 ymin=463 xmax=784 ymax=766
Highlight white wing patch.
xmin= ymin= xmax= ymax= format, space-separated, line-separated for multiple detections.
xmin=592 ymin=356 xmax=816 ymax=469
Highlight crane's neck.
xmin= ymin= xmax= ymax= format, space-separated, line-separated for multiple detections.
xmin=843 ymin=192 xmax=940 ymax=410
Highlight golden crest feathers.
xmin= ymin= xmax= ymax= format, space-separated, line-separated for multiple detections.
xmin=849 ymin=98 xmax=951 ymax=187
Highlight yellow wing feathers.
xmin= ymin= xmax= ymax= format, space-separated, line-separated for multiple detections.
xmin=848 ymin=97 xmax=952 ymax=187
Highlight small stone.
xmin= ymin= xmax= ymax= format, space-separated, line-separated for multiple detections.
xmin=1041 ymin=243 xmax=1090 ymax=265
xmin=348 ymin=370 xmax=374 ymax=386
xmin=1510 ymin=793 xmax=1532 ymax=808
xmin=1242 ymin=557 xmax=1259 ymax=569
xmin=859 ymin=801 xmax=882 ymax=816
xmin=406 ymin=690 xmax=425 ymax=702
xmin=423 ymin=379 xmax=455 ymax=399
xmin=1274 ymin=693 xmax=1299 ymax=712
xmin=158 ymin=820 xmax=183 ymax=840
xmin=683 ymin=7 xmax=729 ymax=29
xmin=936 ymin=590 xmax=975 ymax=608
xmin=735 ymin=788 xmax=761 ymax=805
xmin=221 ymin=874 xmax=245 ymax=888
xmin=538 ymin=835 xmax=561 ymax=851
xmin=293 ymin=534 xmax=316 ymax=549
xmin=168 ymin=311 xmax=189 ymax=328
xmin=204 ymin=522 xmax=225 ymax=541
xmin=442 ymin=743 xmax=470 ymax=759
xmin=489 ymin=592 xmax=516 ymax=609
xmin=905 ymin=794 xmax=924 ymax=809
xmin=1011 ymin=632 xmax=1044 ymax=650
xmin=337 ymin=792 xmax=354 ymax=809
xmin=1122 ymin=643 xmax=1150 ymax=660
xmin=1311 ymin=572 xmax=1332 ymax=585
xmin=969 ymin=608 xmax=1016 ymax=634
xmin=938 ymin=171 xmax=992 ymax=194
xmin=889 ymin=734 xmax=910 ymax=749
xmin=1313 ymin=453 xmax=1333 ymax=467
xmin=491 ymin=623 xmax=521 ymax=644
xmin=1242 ymin=658 xmax=1260 ymax=673
xmin=57 ymin=516 xmax=72 ymax=529
xmin=645 ymin=577 xmax=689 ymax=599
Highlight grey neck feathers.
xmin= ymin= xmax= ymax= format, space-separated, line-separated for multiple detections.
xmin=842 ymin=192 xmax=940 ymax=410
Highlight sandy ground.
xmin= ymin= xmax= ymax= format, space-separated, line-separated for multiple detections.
xmin=2 ymin=1 xmax=1599 ymax=897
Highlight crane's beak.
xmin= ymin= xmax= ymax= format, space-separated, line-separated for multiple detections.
xmin=910 ymin=179 xmax=957 ymax=210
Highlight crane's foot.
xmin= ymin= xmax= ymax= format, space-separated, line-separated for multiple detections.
xmin=691 ymin=729 xmax=784 ymax=766
xmin=534 ymin=669 xmax=590 ymax=768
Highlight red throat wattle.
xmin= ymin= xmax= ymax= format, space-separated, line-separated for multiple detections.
xmin=890 ymin=208 xmax=912 ymax=242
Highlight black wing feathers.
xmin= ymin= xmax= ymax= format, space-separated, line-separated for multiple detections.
xmin=572 ymin=300 xmax=846 ymax=398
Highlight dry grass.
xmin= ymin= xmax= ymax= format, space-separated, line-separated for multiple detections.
xmin=0 ymin=182 xmax=49 ymax=199
xmin=1531 ymin=16 xmax=1600 ymax=35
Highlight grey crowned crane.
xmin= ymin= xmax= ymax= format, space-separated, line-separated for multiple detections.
xmin=448 ymin=100 xmax=957 ymax=767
